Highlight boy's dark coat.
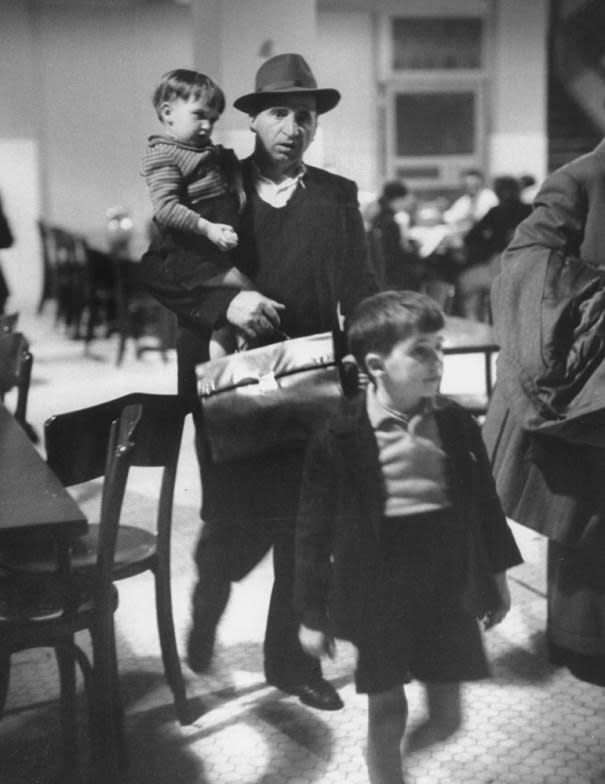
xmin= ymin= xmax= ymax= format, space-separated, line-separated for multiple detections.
xmin=295 ymin=394 xmax=522 ymax=643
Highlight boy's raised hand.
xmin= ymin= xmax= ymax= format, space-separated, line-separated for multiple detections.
xmin=299 ymin=624 xmax=336 ymax=660
xmin=481 ymin=572 xmax=512 ymax=630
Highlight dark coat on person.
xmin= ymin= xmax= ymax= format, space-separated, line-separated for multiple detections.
xmin=483 ymin=139 xmax=605 ymax=552
xmin=140 ymin=156 xmax=378 ymax=410
xmin=295 ymin=393 xmax=522 ymax=643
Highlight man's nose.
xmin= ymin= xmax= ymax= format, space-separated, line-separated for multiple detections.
xmin=282 ymin=113 xmax=299 ymax=136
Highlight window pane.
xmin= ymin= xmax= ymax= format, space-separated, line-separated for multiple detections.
xmin=392 ymin=18 xmax=482 ymax=70
xmin=395 ymin=92 xmax=475 ymax=156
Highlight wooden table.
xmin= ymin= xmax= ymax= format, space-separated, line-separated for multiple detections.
xmin=0 ymin=405 xmax=120 ymax=779
xmin=0 ymin=404 xmax=87 ymax=543
xmin=442 ymin=316 xmax=499 ymax=414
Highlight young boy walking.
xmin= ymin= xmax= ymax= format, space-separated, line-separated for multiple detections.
xmin=295 ymin=290 xmax=522 ymax=784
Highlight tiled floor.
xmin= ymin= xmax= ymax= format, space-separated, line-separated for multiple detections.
xmin=1 ymin=308 xmax=605 ymax=784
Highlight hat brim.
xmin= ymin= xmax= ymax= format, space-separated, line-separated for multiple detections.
xmin=233 ymin=87 xmax=341 ymax=115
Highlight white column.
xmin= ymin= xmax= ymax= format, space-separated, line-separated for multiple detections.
xmin=489 ymin=0 xmax=549 ymax=182
xmin=190 ymin=0 xmax=318 ymax=158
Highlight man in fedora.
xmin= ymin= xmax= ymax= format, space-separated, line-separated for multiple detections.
xmin=142 ymin=53 xmax=377 ymax=710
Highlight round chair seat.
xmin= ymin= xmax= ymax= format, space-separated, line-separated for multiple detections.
xmin=0 ymin=525 xmax=157 ymax=579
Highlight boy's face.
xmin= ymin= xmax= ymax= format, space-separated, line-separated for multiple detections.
xmin=367 ymin=330 xmax=444 ymax=412
xmin=160 ymin=95 xmax=220 ymax=147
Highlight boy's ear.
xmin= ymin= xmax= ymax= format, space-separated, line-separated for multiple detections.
xmin=364 ymin=352 xmax=384 ymax=382
xmin=160 ymin=102 xmax=173 ymax=123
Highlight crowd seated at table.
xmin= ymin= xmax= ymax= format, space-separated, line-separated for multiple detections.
xmin=365 ymin=170 xmax=534 ymax=322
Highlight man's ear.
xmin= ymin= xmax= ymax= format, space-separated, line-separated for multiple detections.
xmin=249 ymin=115 xmax=257 ymax=133
xmin=364 ymin=352 xmax=384 ymax=383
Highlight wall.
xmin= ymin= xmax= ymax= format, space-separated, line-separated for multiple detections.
xmin=489 ymin=0 xmax=549 ymax=182
xmin=316 ymin=10 xmax=376 ymax=192
xmin=0 ymin=3 xmax=41 ymax=308
xmin=0 ymin=1 xmax=192 ymax=308
xmin=193 ymin=0 xmax=319 ymax=160
xmin=0 ymin=0 xmax=551 ymax=307
xmin=37 ymin=3 xmax=193 ymax=247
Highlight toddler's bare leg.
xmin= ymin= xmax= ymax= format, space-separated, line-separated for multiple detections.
xmin=367 ymin=685 xmax=407 ymax=784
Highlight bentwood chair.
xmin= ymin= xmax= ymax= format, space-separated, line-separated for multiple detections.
xmin=0 ymin=393 xmax=193 ymax=725
xmin=0 ymin=311 xmax=19 ymax=333
xmin=0 ymin=403 xmax=141 ymax=782
xmin=0 ymin=331 xmax=36 ymax=441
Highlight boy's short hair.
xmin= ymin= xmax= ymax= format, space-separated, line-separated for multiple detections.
xmin=152 ymin=69 xmax=226 ymax=120
xmin=347 ymin=290 xmax=445 ymax=373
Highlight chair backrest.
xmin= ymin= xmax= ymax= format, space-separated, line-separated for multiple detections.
xmin=44 ymin=393 xmax=186 ymax=539
xmin=0 ymin=332 xmax=33 ymax=425
xmin=95 ymin=404 xmax=141 ymax=607
xmin=0 ymin=312 xmax=19 ymax=333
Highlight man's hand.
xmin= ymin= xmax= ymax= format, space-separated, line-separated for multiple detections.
xmin=298 ymin=624 xmax=336 ymax=660
xmin=226 ymin=291 xmax=285 ymax=339
xmin=482 ymin=572 xmax=511 ymax=630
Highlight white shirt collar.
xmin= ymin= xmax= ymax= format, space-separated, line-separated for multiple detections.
xmin=252 ymin=161 xmax=307 ymax=208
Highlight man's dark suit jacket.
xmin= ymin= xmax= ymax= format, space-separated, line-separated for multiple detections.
xmin=140 ymin=156 xmax=377 ymax=410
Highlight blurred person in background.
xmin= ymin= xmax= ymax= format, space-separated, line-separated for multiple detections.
xmin=519 ymin=173 xmax=540 ymax=205
xmin=368 ymin=180 xmax=421 ymax=290
xmin=457 ymin=176 xmax=531 ymax=321
xmin=443 ymin=168 xmax=498 ymax=249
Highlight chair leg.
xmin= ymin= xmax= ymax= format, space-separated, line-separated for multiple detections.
xmin=0 ymin=650 xmax=11 ymax=713
xmin=71 ymin=645 xmax=98 ymax=772
xmin=154 ymin=568 xmax=192 ymax=724
xmin=116 ymin=330 xmax=127 ymax=366
xmin=55 ymin=644 xmax=79 ymax=782
xmin=108 ymin=621 xmax=128 ymax=767
xmin=89 ymin=626 xmax=120 ymax=781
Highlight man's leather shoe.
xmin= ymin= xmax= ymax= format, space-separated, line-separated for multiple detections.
xmin=268 ymin=677 xmax=344 ymax=711
xmin=297 ymin=679 xmax=344 ymax=711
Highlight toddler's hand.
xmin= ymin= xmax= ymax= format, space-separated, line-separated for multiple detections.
xmin=206 ymin=223 xmax=238 ymax=251
xmin=298 ymin=624 xmax=336 ymax=660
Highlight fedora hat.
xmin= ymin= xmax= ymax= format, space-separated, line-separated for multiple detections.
xmin=233 ymin=53 xmax=341 ymax=115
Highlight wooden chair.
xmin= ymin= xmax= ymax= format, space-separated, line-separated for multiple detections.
xmin=114 ymin=258 xmax=174 ymax=365
xmin=37 ymin=219 xmax=57 ymax=315
xmin=0 ymin=403 xmax=141 ymax=782
xmin=0 ymin=331 xmax=35 ymax=439
xmin=0 ymin=312 xmax=19 ymax=333
xmin=0 ymin=393 xmax=193 ymax=726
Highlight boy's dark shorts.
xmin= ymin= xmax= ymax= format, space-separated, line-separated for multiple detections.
xmin=353 ymin=511 xmax=490 ymax=695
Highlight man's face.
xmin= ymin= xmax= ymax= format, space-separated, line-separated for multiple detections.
xmin=463 ymin=173 xmax=483 ymax=196
xmin=249 ymin=94 xmax=318 ymax=172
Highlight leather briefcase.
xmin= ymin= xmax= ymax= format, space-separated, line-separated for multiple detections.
xmin=196 ymin=332 xmax=344 ymax=463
